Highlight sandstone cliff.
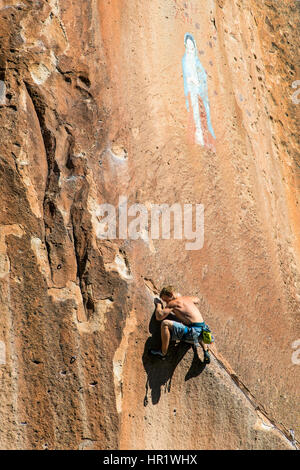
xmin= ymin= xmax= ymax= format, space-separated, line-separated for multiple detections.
xmin=0 ymin=0 xmax=299 ymax=450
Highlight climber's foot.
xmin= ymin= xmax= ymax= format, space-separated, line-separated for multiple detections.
xmin=149 ymin=349 xmax=166 ymax=360
xmin=204 ymin=350 xmax=211 ymax=364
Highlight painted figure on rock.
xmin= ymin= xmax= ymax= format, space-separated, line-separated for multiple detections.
xmin=182 ymin=33 xmax=216 ymax=150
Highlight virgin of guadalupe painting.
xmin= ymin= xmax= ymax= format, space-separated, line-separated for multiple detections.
xmin=182 ymin=33 xmax=216 ymax=150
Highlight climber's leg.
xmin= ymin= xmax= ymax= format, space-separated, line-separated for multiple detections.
xmin=150 ymin=319 xmax=174 ymax=358
xmin=160 ymin=319 xmax=173 ymax=355
xmin=199 ymin=338 xmax=211 ymax=364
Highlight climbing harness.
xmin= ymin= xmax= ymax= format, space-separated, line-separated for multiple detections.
xmin=182 ymin=322 xmax=214 ymax=346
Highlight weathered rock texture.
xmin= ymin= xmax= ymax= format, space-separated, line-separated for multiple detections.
xmin=0 ymin=0 xmax=299 ymax=450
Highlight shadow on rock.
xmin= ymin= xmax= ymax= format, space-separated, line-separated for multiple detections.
xmin=142 ymin=313 xmax=206 ymax=406
xmin=184 ymin=345 xmax=206 ymax=381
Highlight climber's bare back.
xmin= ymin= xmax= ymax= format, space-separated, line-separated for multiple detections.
xmin=168 ymin=296 xmax=204 ymax=325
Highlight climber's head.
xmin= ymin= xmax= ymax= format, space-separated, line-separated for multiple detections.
xmin=160 ymin=285 xmax=176 ymax=303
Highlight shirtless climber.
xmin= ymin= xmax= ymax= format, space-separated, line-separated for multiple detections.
xmin=150 ymin=286 xmax=211 ymax=364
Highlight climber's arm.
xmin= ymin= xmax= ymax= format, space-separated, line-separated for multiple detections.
xmin=155 ymin=300 xmax=180 ymax=322
xmin=191 ymin=296 xmax=200 ymax=304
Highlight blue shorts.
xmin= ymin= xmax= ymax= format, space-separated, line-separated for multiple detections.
xmin=171 ymin=321 xmax=206 ymax=341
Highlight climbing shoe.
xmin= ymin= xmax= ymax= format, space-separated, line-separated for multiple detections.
xmin=204 ymin=350 xmax=211 ymax=364
xmin=149 ymin=349 xmax=166 ymax=360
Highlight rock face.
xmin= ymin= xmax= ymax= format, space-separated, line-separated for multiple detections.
xmin=0 ymin=0 xmax=299 ymax=450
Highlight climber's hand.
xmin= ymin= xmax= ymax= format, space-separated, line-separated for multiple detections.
xmin=154 ymin=298 xmax=163 ymax=307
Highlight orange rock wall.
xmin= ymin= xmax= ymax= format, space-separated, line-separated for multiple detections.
xmin=0 ymin=0 xmax=299 ymax=449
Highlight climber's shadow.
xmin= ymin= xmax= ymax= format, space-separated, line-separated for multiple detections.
xmin=142 ymin=312 xmax=206 ymax=406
